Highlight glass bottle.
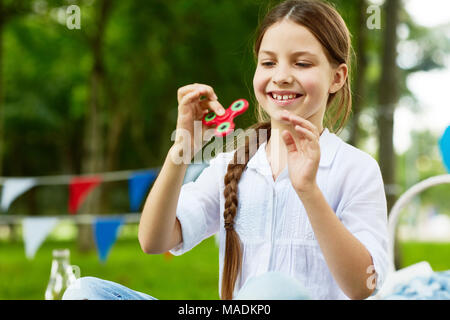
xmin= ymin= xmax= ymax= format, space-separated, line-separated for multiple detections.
xmin=45 ymin=249 xmax=78 ymax=300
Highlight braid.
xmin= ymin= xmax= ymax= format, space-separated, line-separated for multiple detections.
xmin=220 ymin=121 xmax=271 ymax=300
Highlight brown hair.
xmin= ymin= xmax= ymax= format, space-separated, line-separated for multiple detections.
xmin=220 ymin=0 xmax=353 ymax=300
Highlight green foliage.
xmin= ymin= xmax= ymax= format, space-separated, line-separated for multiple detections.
xmin=396 ymin=129 xmax=450 ymax=215
xmin=1 ymin=0 xmax=447 ymax=197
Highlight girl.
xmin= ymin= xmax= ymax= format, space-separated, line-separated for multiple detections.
xmin=63 ymin=0 xmax=388 ymax=300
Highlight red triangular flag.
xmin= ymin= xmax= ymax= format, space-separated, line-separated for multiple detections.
xmin=69 ymin=176 xmax=102 ymax=214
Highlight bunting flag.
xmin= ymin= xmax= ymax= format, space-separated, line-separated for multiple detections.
xmin=0 ymin=165 xmax=215 ymax=262
xmin=128 ymin=170 xmax=158 ymax=212
xmin=0 ymin=178 xmax=37 ymax=212
xmin=439 ymin=125 xmax=450 ymax=172
xmin=93 ymin=216 xmax=124 ymax=263
xmin=183 ymin=162 xmax=209 ymax=184
xmin=22 ymin=217 xmax=59 ymax=259
xmin=68 ymin=176 xmax=102 ymax=214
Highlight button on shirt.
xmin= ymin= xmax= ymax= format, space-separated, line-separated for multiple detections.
xmin=169 ymin=128 xmax=389 ymax=300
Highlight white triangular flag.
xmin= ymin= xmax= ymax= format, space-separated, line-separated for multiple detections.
xmin=1 ymin=178 xmax=37 ymax=212
xmin=22 ymin=217 xmax=59 ymax=259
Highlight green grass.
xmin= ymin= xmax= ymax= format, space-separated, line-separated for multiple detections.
xmin=0 ymin=236 xmax=220 ymax=300
xmin=0 ymin=235 xmax=449 ymax=300
xmin=399 ymin=241 xmax=450 ymax=271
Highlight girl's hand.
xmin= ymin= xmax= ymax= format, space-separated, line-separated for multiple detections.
xmin=174 ymin=83 xmax=226 ymax=158
xmin=280 ymin=110 xmax=321 ymax=195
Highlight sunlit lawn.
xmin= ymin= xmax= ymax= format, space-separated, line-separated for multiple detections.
xmin=0 ymin=230 xmax=220 ymax=300
xmin=0 ymin=228 xmax=449 ymax=300
xmin=399 ymin=241 xmax=450 ymax=272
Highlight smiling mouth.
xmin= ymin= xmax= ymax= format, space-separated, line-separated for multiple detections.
xmin=267 ymin=92 xmax=304 ymax=105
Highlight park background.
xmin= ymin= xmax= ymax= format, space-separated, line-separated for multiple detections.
xmin=0 ymin=0 xmax=449 ymax=299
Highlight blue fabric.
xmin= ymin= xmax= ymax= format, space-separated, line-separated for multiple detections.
xmin=63 ymin=272 xmax=311 ymax=300
xmin=439 ymin=125 xmax=450 ymax=172
xmin=384 ymin=271 xmax=450 ymax=300
xmin=93 ymin=217 xmax=124 ymax=263
xmin=62 ymin=277 xmax=157 ymax=300
xmin=128 ymin=170 xmax=158 ymax=212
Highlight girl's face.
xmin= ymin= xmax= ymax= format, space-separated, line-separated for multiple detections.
xmin=253 ymin=20 xmax=346 ymax=129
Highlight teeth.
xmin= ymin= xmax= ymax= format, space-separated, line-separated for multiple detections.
xmin=272 ymin=93 xmax=297 ymax=100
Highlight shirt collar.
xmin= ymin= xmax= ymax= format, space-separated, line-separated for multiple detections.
xmin=246 ymin=128 xmax=340 ymax=176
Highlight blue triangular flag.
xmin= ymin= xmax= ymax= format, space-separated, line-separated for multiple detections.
xmin=128 ymin=170 xmax=158 ymax=212
xmin=93 ymin=217 xmax=124 ymax=263
xmin=439 ymin=125 xmax=450 ymax=172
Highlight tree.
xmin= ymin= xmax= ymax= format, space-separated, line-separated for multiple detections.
xmin=377 ymin=0 xmax=400 ymax=213
xmin=377 ymin=0 xmax=403 ymax=269
xmin=77 ymin=0 xmax=115 ymax=252
xmin=347 ymin=0 xmax=368 ymax=146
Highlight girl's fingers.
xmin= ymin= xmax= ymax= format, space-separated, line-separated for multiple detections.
xmin=177 ymin=85 xmax=195 ymax=102
xmin=180 ymin=87 xmax=225 ymax=116
xmin=280 ymin=111 xmax=320 ymax=138
xmin=283 ymin=113 xmax=317 ymax=137
xmin=294 ymin=125 xmax=317 ymax=142
xmin=178 ymin=83 xmax=218 ymax=104
xmin=178 ymin=84 xmax=225 ymax=116
xmin=180 ymin=90 xmax=225 ymax=117
xmin=282 ymin=130 xmax=298 ymax=153
xmin=200 ymin=99 xmax=226 ymax=117
xmin=180 ymin=90 xmax=203 ymax=106
xmin=178 ymin=84 xmax=204 ymax=103
xmin=178 ymin=83 xmax=203 ymax=102
xmin=197 ymin=84 xmax=219 ymax=102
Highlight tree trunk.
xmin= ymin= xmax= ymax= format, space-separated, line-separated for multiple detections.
xmin=377 ymin=0 xmax=401 ymax=268
xmin=378 ymin=0 xmax=400 ymax=211
xmin=78 ymin=0 xmax=113 ymax=253
xmin=78 ymin=69 xmax=103 ymax=252
xmin=348 ymin=0 xmax=368 ymax=147
xmin=0 ymin=0 xmax=5 ymax=175
xmin=99 ymin=107 xmax=126 ymax=214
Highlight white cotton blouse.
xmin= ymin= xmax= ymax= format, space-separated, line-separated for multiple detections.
xmin=169 ymin=128 xmax=389 ymax=300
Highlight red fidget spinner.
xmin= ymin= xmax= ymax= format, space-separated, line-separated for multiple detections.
xmin=202 ymin=98 xmax=249 ymax=137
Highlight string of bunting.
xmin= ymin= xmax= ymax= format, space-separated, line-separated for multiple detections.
xmin=0 ymin=125 xmax=448 ymax=262
xmin=0 ymin=162 xmax=210 ymax=262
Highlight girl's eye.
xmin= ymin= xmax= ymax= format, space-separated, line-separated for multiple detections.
xmin=296 ymin=63 xmax=311 ymax=67
xmin=260 ymin=62 xmax=311 ymax=67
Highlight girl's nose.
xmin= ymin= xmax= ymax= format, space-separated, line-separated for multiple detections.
xmin=272 ymin=65 xmax=294 ymax=85
xmin=273 ymin=76 xmax=294 ymax=85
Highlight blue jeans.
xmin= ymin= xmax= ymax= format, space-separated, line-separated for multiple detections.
xmin=62 ymin=277 xmax=158 ymax=300
xmin=62 ymin=272 xmax=311 ymax=300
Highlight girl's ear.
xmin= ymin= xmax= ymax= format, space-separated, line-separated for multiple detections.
xmin=328 ymin=63 xmax=348 ymax=94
